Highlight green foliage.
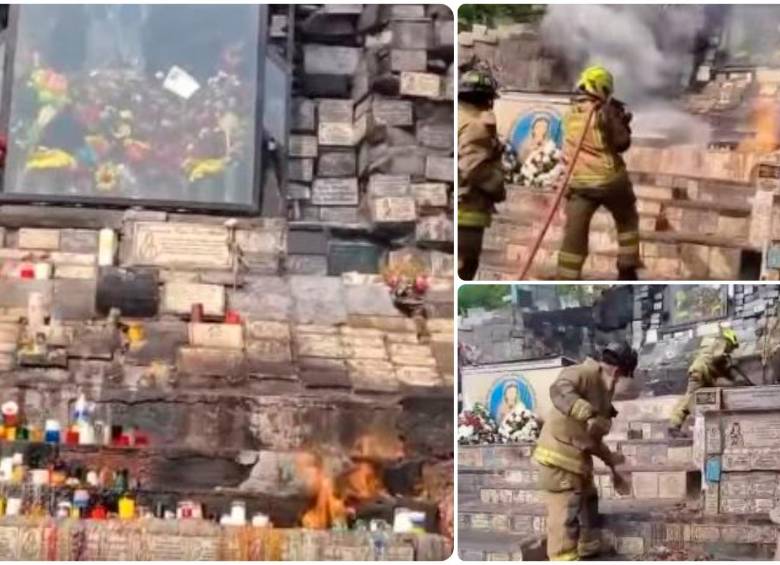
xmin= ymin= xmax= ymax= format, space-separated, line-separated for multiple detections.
xmin=458 ymin=5 xmax=545 ymax=30
xmin=458 ymin=285 xmax=511 ymax=314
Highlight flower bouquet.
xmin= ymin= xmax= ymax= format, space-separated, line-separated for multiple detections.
xmin=458 ymin=403 xmax=500 ymax=445
xmin=497 ymin=404 xmax=542 ymax=442
xmin=519 ymin=140 xmax=565 ymax=189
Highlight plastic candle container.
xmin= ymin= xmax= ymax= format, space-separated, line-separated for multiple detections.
xmin=118 ymin=495 xmax=136 ymax=520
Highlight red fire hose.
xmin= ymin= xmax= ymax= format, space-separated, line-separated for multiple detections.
xmin=518 ymin=104 xmax=598 ymax=280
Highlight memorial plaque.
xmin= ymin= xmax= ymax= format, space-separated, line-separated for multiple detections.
xmin=289 ymin=158 xmax=314 ymax=182
xmin=296 ymin=333 xmax=345 ymax=358
xmin=328 ymin=241 xmax=382 ymax=275
xmin=247 ymin=339 xmax=293 ymax=364
xmin=318 ymin=122 xmax=356 ymax=146
xmin=286 ymin=254 xmax=328 ymax=275
xmin=0 ymin=527 xmax=19 ymax=560
xmin=129 ymin=222 xmax=230 ymax=269
xmin=287 ymin=183 xmax=312 ymax=201
xmin=435 ymin=19 xmax=454 ymax=47
xmin=292 ymin=98 xmax=316 ymax=132
xmin=391 ymin=20 xmax=433 ymax=49
xmin=391 ymin=4 xmax=426 ymax=18
xmin=371 ymin=196 xmax=417 ymax=223
xmin=162 ymin=282 xmax=225 ymax=317
xmin=96 ymin=268 xmax=159 ymax=317
xmin=189 ymin=323 xmax=244 ymax=349
xmin=416 ymin=214 xmax=453 ymax=243
xmin=372 ymin=100 xmax=414 ymax=127
xmin=751 ymin=447 xmax=780 ymax=469
xmin=723 ymin=413 xmax=780 ymax=448
xmin=721 ymin=496 xmax=753 ymax=514
xmin=146 ymin=535 xmax=187 ymax=561
xmin=289 ymin=135 xmax=319 ymax=158
xmin=722 ymin=385 xmax=780 ymax=410
xmin=312 ymin=178 xmax=359 ymax=206
xmin=320 ymin=206 xmax=362 ymax=224
xmin=61 ymin=229 xmax=99 ymax=253
xmin=318 ymin=151 xmax=357 ymax=177
xmin=749 ymin=189 xmax=774 ymax=248
xmin=390 ymin=49 xmax=427 ymax=72
xmin=368 ymin=174 xmax=410 ymax=197
xmin=400 ymin=72 xmax=442 ymax=98
xmin=318 ymin=99 xmax=353 ymax=123
xmin=304 ymin=45 xmax=362 ymax=75
xmin=425 ymin=155 xmax=454 ymax=182
xmin=56 ymin=264 xmax=98 ymax=279
xmin=705 ymin=419 xmax=722 ymax=454
xmin=18 ymin=228 xmax=60 ymax=250
xmin=417 ymin=123 xmax=454 ymax=151
xmin=722 ymin=450 xmax=751 ymax=471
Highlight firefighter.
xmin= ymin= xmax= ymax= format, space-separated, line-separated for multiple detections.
xmin=669 ymin=328 xmax=748 ymax=436
xmin=557 ymin=65 xmax=640 ymax=281
xmin=533 ymin=341 xmax=637 ymax=561
xmin=458 ymin=68 xmax=505 ymax=281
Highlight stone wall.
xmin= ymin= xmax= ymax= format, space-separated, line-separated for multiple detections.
xmin=0 ymin=4 xmax=455 ymax=535
xmin=288 ymin=5 xmax=454 ymax=278
xmin=0 ymin=517 xmax=450 ymax=560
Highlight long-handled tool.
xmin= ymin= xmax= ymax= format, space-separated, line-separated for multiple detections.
xmin=518 ymin=103 xmax=598 ymax=280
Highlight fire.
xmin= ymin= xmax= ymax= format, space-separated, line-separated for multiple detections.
xmin=739 ymin=96 xmax=779 ymax=153
xmin=298 ymin=434 xmax=403 ymax=530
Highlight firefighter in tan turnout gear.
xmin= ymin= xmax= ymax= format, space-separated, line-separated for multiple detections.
xmin=668 ymin=328 xmax=750 ymax=436
xmin=557 ymin=65 xmax=640 ymax=281
xmin=533 ymin=342 xmax=637 ymax=561
xmin=457 ymin=68 xmax=505 ymax=280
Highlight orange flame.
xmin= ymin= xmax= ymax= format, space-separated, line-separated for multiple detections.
xmin=739 ymin=97 xmax=779 ymax=153
xmin=298 ymin=435 xmax=403 ymax=529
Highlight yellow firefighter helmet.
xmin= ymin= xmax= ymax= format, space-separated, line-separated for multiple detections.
xmin=577 ymin=65 xmax=614 ymax=100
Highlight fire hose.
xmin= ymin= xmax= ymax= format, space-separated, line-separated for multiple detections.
xmin=518 ymin=103 xmax=598 ymax=280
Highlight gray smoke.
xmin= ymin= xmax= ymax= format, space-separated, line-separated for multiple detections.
xmin=539 ymin=5 xmax=711 ymax=142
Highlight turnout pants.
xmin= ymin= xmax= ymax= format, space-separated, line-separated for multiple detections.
xmin=538 ymin=465 xmax=600 ymax=561
xmin=670 ymin=373 xmax=735 ymax=429
xmin=458 ymin=226 xmax=485 ymax=281
xmin=557 ymin=177 xmax=640 ymax=280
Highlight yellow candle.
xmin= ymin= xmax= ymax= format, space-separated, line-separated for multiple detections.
xmin=118 ymin=495 xmax=135 ymax=520
xmin=5 ymin=427 xmax=15 ymax=442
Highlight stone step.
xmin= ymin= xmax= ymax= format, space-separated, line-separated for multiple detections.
xmin=459 ymin=498 xmax=777 ymax=560
xmin=458 ymin=438 xmax=694 ymax=473
xmin=461 ymin=468 xmax=700 ymax=505
xmin=458 ymin=530 xmax=544 ymax=561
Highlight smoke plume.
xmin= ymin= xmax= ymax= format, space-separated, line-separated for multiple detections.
xmin=539 ymin=5 xmax=712 ymax=142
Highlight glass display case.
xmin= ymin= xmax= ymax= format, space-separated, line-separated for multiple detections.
xmin=0 ymin=5 xmax=268 ymax=211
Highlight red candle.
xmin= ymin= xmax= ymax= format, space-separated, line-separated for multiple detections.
xmin=20 ymin=266 xmax=35 ymax=279
xmin=90 ymin=505 xmax=107 ymax=520
xmin=224 ymin=310 xmax=241 ymax=325
xmin=65 ymin=429 xmax=80 ymax=445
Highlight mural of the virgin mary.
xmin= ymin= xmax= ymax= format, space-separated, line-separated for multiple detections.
xmin=487 ymin=377 xmax=535 ymax=424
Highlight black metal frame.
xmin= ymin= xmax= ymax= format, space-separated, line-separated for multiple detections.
xmin=0 ymin=4 xmax=269 ymax=215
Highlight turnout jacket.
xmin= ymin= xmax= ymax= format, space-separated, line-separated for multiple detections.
xmin=533 ymin=358 xmax=620 ymax=476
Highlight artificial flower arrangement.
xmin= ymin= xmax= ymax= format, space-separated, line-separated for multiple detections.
xmin=497 ymin=404 xmax=542 ymax=442
xmin=502 ymin=140 xmax=566 ymax=189
xmin=13 ymin=62 xmax=252 ymax=199
xmin=382 ymin=258 xmax=431 ymax=301
xmin=518 ymin=140 xmax=565 ymax=189
xmin=458 ymin=403 xmax=542 ymax=445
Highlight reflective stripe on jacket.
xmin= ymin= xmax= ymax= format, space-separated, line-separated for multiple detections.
xmin=564 ymin=97 xmax=629 ymax=189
